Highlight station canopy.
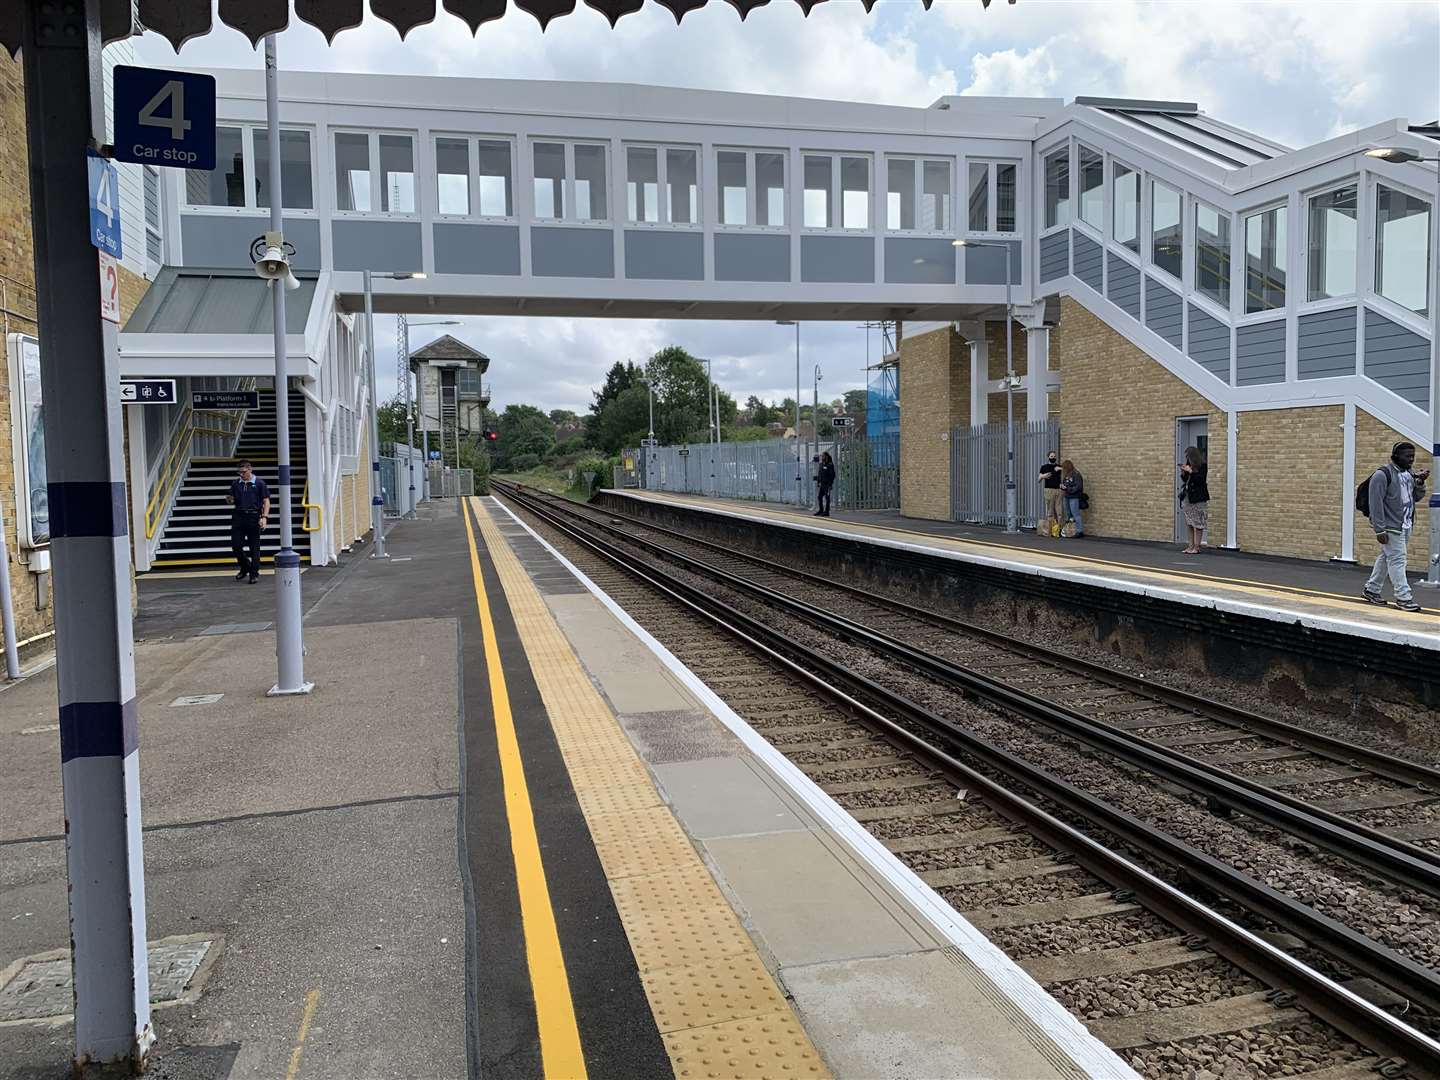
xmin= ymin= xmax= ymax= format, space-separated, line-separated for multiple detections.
xmin=5 ymin=0 xmax=968 ymax=55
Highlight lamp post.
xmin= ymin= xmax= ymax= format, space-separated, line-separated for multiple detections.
xmin=813 ymin=363 xmax=823 ymax=453
xmin=1365 ymin=143 xmax=1440 ymax=587
xmin=777 ymin=320 xmax=801 ymax=504
xmin=362 ymin=269 xmax=427 ymax=557
xmin=398 ymin=316 xmax=459 ymax=515
xmin=954 ymin=238 xmax=1019 ymax=534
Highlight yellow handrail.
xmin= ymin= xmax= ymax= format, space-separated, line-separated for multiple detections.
xmin=301 ymin=478 xmax=323 ymax=533
xmin=145 ymin=408 xmax=196 ymax=540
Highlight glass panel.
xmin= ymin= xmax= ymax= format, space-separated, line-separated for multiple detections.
xmin=804 ymin=155 xmax=832 ymax=228
xmin=16 ymin=337 xmax=46 ymax=543
xmin=1375 ymin=183 xmax=1431 ymax=315
xmin=435 ymin=137 xmax=470 ymax=215
xmin=1306 ymin=185 xmax=1357 ymax=302
xmin=968 ymin=162 xmax=988 ymax=232
xmin=666 ymin=148 xmax=697 ymax=225
xmin=379 ymin=134 xmax=415 ymax=213
xmin=841 ymin=157 xmax=869 ymax=229
xmin=887 ymin=158 xmax=914 ymax=231
xmin=757 ymin=152 xmax=785 ymax=227
xmin=1043 ymin=148 xmax=1069 ymax=229
xmin=187 ymin=125 xmax=246 ymax=207
xmin=333 ymin=132 xmax=370 ymax=212
xmin=476 ymin=140 xmax=512 ymax=217
xmin=1078 ymin=146 xmax=1103 ymax=229
xmin=627 ymin=146 xmax=659 ymax=223
xmin=574 ymin=144 xmax=607 ymax=220
xmin=921 ymin=160 xmax=949 ymax=232
xmin=533 ymin=141 xmax=566 ymax=220
xmin=1151 ymin=180 xmax=1182 ymax=278
xmin=253 ymin=128 xmax=313 ymax=210
xmin=718 ymin=150 xmax=747 ymax=226
xmin=1194 ymin=203 xmax=1230 ymax=305
xmin=996 ymin=163 xmax=1016 ymax=232
xmin=1113 ymin=162 xmax=1139 ymax=252
xmin=1244 ymin=206 xmax=1286 ymax=313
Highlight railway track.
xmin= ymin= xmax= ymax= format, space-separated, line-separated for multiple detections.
xmin=491 ymin=482 xmax=1440 ymax=1078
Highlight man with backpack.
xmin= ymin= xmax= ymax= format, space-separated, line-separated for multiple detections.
xmin=1361 ymin=441 xmax=1430 ymax=612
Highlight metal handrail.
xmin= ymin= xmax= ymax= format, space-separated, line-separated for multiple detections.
xmin=301 ymin=478 xmax=323 ymax=533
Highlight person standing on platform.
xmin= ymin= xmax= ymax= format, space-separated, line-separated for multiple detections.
xmin=815 ymin=451 xmax=836 ymax=517
xmin=1178 ymin=446 xmax=1210 ymax=555
xmin=1060 ymin=459 xmax=1085 ymax=537
xmin=226 ymin=459 xmax=269 ymax=584
xmin=1038 ymin=451 xmax=1062 ymax=537
xmin=1362 ymin=441 xmax=1429 ymax=613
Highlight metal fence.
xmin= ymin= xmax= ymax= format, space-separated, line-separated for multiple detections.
xmin=835 ymin=433 xmax=899 ymax=510
xmin=950 ymin=419 xmax=1061 ymax=528
xmin=646 ymin=437 xmax=812 ymax=505
xmin=379 ymin=444 xmax=425 ymax=516
xmin=426 ymin=465 xmax=475 ymax=498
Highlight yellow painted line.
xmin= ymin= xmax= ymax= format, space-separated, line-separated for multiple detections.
xmin=284 ymin=989 xmax=321 ymax=1080
xmin=461 ymin=499 xmax=589 ymax=1080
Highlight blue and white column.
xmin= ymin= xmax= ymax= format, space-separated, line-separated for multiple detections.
xmin=22 ymin=0 xmax=151 ymax=1066
xmin=363 ymin=271 xmax=389 ymax=557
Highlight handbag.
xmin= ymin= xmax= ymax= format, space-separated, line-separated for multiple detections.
xmin=1079 ymin=493 xmax=1090 ymax=510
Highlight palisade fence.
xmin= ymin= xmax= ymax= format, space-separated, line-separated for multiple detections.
xmin=950 ymin=419 xmax=1061 ymax=528
xmin=426 ymin=465 xmax=476 ymax=499
xmin=836 ymin=432 xmax=899 ymax=510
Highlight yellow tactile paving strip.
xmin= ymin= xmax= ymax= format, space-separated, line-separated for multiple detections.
xmin=471 ymin=498 xmax=831 ymax=1080
xmin=620 ymin=490 xmax=1439 ymax=637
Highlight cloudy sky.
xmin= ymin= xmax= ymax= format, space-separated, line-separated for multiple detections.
xmin=139 ymin=0 xmax=1440 ymax=415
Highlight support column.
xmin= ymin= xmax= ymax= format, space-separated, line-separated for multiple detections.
xmin=1023 ymin=325 xmax=1051 ymax=421
xmin=955 ymin=320 xmax=988 ymax=426
xmin=1335 ymin=402 xmax=1357 ymax=563
xmin=1224 ymin=411 xmax=1239 ymax=550
xmin=22 ymin=0 xmax=152 ymax=1069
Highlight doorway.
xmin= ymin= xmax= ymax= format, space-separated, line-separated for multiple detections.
xmin=1175 ymin=416 xmax=1209 ymax=542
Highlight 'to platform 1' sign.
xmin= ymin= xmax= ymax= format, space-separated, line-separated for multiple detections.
xmin=193 ymin=390 xmax=259 ymax=410
xmin=112 ymin=66 xmax=216 ymax=170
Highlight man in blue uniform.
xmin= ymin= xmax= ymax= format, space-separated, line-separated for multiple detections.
xmin=226 ymin=460 xmax=269 ymax=583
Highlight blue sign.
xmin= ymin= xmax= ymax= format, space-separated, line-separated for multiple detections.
xmin=112 ymin=66 xmax=216 ymax=170
xmin=87 ymin=151 xmax=122 ymax=259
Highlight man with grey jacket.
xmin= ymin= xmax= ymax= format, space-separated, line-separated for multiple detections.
xmin=1363 ymin=441 xmax=1429 ymax=612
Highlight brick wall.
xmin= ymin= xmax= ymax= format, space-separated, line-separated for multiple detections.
xmin=898 ymin=325 xmax=967 ymax=520
xmin=1234 ymin=406 xmax=1343 ymax=560
xmin=1054 ymin=297 xmax=1229 ymax=544
xmin=1354 ymin=409 xmax=1432 ymax=573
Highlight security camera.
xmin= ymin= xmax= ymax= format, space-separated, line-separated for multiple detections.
xmin=250 ymin=231 xmax=300 ymax=291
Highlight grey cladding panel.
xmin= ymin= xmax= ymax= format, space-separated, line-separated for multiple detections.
xmin=1144 ymin=276 xmax=1182 ymax=348
xmin=1039 ymin=231 xmax=1068 ymax=282
xmin=801 ymin=235 xmax=874 ymax=284
xmin=1297 ymin=307 xmax=1357 ymax=380
xmin=966 ymin=240 xmax=1022 ymax=285
xmin=180 ymin=214 xmax=322 ymax=270
xmin=1107 ymin=254 xmax=1141 ymax=319
xmin=1364 ymin=308 xmax=1431 ymax=408
xmin=884 ymin=237 xmax=956 ymax=284
xmin=1186 ymin=303 xmax=1230 ymax=381
xmin=1236 ymin=319 xmax=1286 ymax=385
xmin=714 ymin=233 xmax=789 ymax=282
xmin=433 ymin=223 xmax=521 ymax=276
xmin=531 ymin=226 xmax=615 ymax=279
xmin=332 ymin=219 xmax=423 ymax=272
xmin=625 ymin=230 xmax=703 ymax=281
xmin=1073 ymin=232 xmax=1103 ymax=292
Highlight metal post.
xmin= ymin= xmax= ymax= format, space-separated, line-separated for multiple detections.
xmin=1004 ymin=243 xmax=1018 ymax=534
xmin=401 ymin=314 xmax=415 ymax=517
xmin=420 ymin=368 xmax=430 ymax=500
xmin=1425 ymin=161 xmax=1440 ymax=586
xmin=0 ymin=495 xmax=20 ymax=680
xmin=21 ymin=0 xmax=152 ymax=1067
xmin=795 ymin=323 xmax=802 ymax=503
xmin=362 ymin=270 xmax=387 ymax=556
xmin=264 ymin=36 xmax=311 ymax=695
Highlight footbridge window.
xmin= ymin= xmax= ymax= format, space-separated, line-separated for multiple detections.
xmin=804 ymin=153 xmax=871 ymax=230
xmin=187 ymin=125 xmax=313 ymax=211
xmin=1078 ymin=146 xmax=1103 ymax=232
xmin=966 ymin=161 xmax=1017 ymax=234
xmin=1151 ymin=180 xmax=1183 ymax=280
xmin=533 ymin=141 xmax=609 ymax=222
xmin=1374 ymin=182 xmax=1432 ymax=316
xmin=717 ymin=149 xmax=785 ymax=228
xmin=1243 ymin=205 xmax=1286 ymax=313
xmin=626 ymin=145 xmax=699 ymax=226
xmin=333 ymin=131 xmax=415 ymax=215
xmin=1113 ymin=161 xmax=1139 ymax=253
xmin=887 ymin=157 xmax=950 ymax=233
xmin=435 ymin=137 xmax=513 ymax=218
xmin=1307 ymin=184 xmax=1357 ymax=303
xmin=1043 ymin=147 xmax=1069 ymax=230
xmin=1194 ymin=201 xmax=1231 ymax=307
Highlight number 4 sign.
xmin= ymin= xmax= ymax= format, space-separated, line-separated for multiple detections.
xmin=87 ymin=150 xmax=122 ymax=259
xmin=112 ymin=66 xmax=216 ymax=170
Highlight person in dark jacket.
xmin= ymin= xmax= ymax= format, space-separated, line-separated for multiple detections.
xmin=1363 ymin=441 xmax=1429 ymax=612
xmin=815 ymin=451 xmax=836 ymax=517
xmin=1060 ymin=459 xmax=1084 ymax=537
xmin=1178 ymin=445 xmax=1210 ymax=555
xmin=226 ymin=459 xmax=269 ymax=583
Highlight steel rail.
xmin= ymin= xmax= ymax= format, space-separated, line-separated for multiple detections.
xmin=494 ymin=484 xmax=1440 ymax=1072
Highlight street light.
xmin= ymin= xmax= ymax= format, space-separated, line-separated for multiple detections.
xmin=399 ymin=316 xmax=460 ymax=513
xmin=955 ymin=238 xmax=1019 ymax=533
xmin=777 ymin=320 xmax=802 ymax=505
xmin=1365 ymin=143 xmax=1440 ymax=587
xmin=362 ymin=270 xmax=427 ymax=557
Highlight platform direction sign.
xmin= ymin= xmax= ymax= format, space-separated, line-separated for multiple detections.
xmin=193 ymin=390 xmax=259 ymax=410
xmin=831 ymin=416 xmax=854 ymax=428
xmin=640 ymin=437 xmax=659 ymax=447
xmin=121 ymin=379 xmax=178 ymax=404
xmin=86 ymin=150 xmax=122 ymax=259
xmin=112 ymin=66 xmax=217 ymax=170
xmin=677 ymin=448 xmax=690 ymax=457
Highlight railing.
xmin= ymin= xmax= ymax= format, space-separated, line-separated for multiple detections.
xmin=301 ymin=478 xmax=323 ymax=533
xmin=647 ymin=437 xmax=814 ymax=505
xmin=950 ymin=419 xmax=1061 ymax=529
xmin=143 ymin=378 xmax=256 ymax=542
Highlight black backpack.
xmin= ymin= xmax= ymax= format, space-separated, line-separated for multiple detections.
xmin=1355 ymin=465 xmax=1393 ymax=518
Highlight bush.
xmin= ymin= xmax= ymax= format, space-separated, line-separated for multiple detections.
xmin=511 ymin=453 xmax=541 ymax=472
xmin=570 ymin=455 xmax=609 ymax=497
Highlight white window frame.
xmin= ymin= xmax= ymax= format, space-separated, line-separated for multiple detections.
xmin=963 ymin=158 xmax=1021 ymax=237
xmin=183 ymin=123 xmax=317 ymax=215
xmin=801 ymin=151 xmax=873 ymax=233
xmin=432 ymin=133 xmax=516 ymax=221
xmin=714 ymin=146 xmax=788 ymax=231
xmin=884 ymin=155 xmax=953 ymax=235
xmin=332 ymin=128 xmax=420 ymax=219
xmin=1075 ymin=143 xmax=1105 ymax=238
xmin=143 ymin=164 xmax=165 ymax=273
xmin=1299 ymin=178 xmax=1362 ymax=314
xmin=624 ymin=142 xmax=702 ymax=229
xmin=1236 ymin=198 xmax=1288 ymax=323
xmin=1109 ymin=156 xmax=1143 ymax=266
xmin=1367 ymin=173 xmax=1434 ymax=330
xmin=1148 ymin=177 xmax=1185 ymax=284
xmin=529 ymin=138 xmax=611 ymax=226
xmin=1038 ymin=140 xmax=1070 ymax=236
xmin=1190 ymin=198 xmax=1233 ymax=319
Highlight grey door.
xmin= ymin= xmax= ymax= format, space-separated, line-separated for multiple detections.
xmin=1175 ymin=416 xmax=1209 ymax=541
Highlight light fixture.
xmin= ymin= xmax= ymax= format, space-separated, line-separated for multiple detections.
xmin=952 ymin=239 xmax=968 ymax=248
xmin=1364 ymin=147 xmax=1422 ymax=163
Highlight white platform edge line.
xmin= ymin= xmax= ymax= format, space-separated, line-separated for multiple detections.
xmin=489 ymin=496 xmax=1140 ymax=1080
xmin=615 ymin=490 xmax=1440 ymax=652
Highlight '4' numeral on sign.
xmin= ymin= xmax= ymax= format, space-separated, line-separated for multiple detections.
xmin=137 ymin=80 xmax=192 ymax=140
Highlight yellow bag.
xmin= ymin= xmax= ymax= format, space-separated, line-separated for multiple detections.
xmin=1050 ymin=521 xmax=1061 ymax=538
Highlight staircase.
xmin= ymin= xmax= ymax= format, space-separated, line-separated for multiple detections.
xmin=150 ymin=385 xmax=312 ymax=571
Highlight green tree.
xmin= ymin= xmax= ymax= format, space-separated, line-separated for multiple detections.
xmin=586 ymin=360 xmax=640 ymax=444
xmin=594 ymin=384 xmax=651 ymax=453
xmin=495 ymin=403 xmax=555 ymax=470
xmin=377 ymin=396 xmax=412 ymax=449
xmin=842 ymin=389 xmax=868 ymax=418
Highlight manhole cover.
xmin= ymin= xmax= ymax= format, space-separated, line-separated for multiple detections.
xmin=0 ymin=936 xmax=217 ymax=1022
xmin=170 ymin=694 xmax=225 ymax=707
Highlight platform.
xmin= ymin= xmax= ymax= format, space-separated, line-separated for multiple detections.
xmin=607 ymin=490 xmax=1440 ymax=653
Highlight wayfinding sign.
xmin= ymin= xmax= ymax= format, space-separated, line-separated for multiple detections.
xmin=640 ymin=437 xmax=659 ymax=447
xmin=831 ymin=416 xmax=855 ymax=428
xmin=121 ymin=379 xmax=178 ymax=404
xmin=112 ymin=66 xmax=217 ymax=170
xmin=194 ymin=390 xmax=258 ymax=410
xmin=87 ymin=151 xmax=122 ymax=259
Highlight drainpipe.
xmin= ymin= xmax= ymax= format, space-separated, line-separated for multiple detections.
xmin=0 ymin=495 xmax=20 ymax=679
